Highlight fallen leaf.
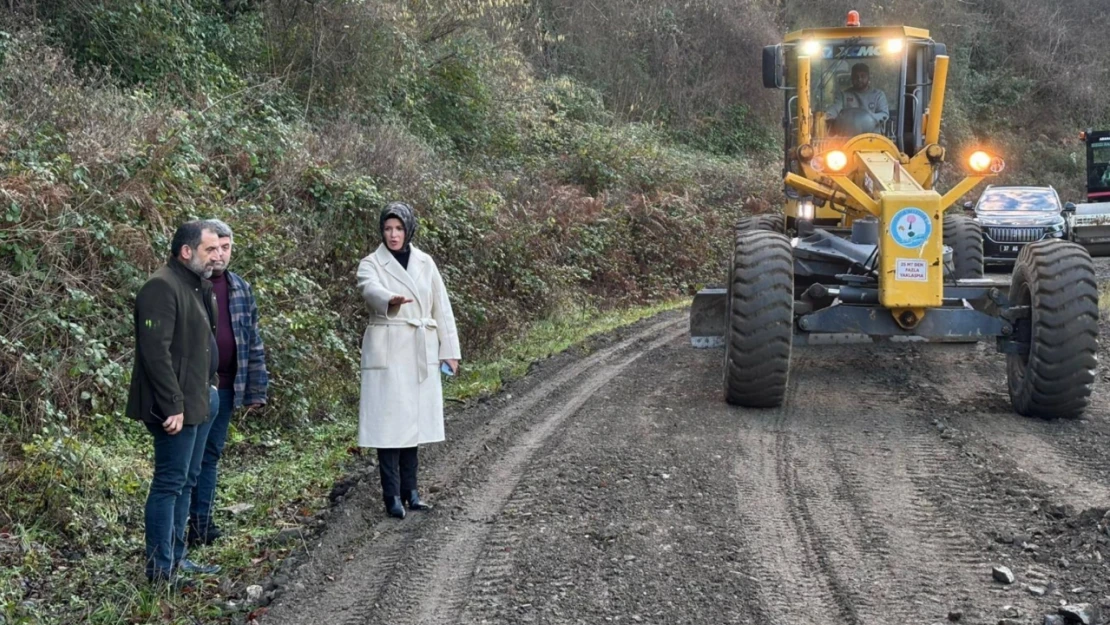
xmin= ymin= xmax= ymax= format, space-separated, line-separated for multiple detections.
xmin=222 ymin=503 xmax=254 ymax=515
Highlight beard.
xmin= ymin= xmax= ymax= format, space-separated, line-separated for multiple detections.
xmin=186 ymin=254 xmax=214 ymax=279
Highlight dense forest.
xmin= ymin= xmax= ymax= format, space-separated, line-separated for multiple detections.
xmin=1 ymin=0 xmax=1108 ymax=622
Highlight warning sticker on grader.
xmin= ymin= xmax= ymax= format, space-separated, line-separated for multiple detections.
xmin=895 ymin=258 xmax=928 ymax=282
xmin=890 ymin=207 xmax=932 ymax=249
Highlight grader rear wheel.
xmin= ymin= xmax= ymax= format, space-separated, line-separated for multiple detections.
xmin=943 ymin=214 xmax=984 ymax=279
xmin=1006 ymin=239 xmax=1099 ymax=419
xmin=724 ymin=230 xmax=794 ymax=407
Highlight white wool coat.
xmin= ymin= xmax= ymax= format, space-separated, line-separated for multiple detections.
xmin=356 ymin=244 xmax=461 ymax=448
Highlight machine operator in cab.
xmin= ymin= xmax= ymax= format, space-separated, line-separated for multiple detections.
xmin=825 ymin=62 xmax=889 ymax=137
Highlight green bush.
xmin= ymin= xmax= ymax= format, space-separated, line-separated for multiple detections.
xmin=43 ymin=0 xmax=252 ymax=91
xmin=670 ymin=104 xmax=776 ymax=156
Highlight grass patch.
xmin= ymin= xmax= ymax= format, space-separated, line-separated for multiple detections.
xmin=0 ymin=299 xmax=687 ymax=625
xmin=446 ymin=298 xmax=689 ymax=400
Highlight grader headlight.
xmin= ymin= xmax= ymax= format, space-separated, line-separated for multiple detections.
xmin=886 ymin=38 xmax=904 ymax=54
xmin=826 ymin=150 xmax=849 ymax=172
xmin=968 ymin=151 xmax=993 ymax=173
xmin=967 ymin=151 xmax=1006 ymax=174
xmin=802 ymin=40 xmax=821 ymax=56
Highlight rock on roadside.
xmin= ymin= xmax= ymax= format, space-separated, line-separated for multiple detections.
xmin=1058 ymin=603 xmax=1099 ymax=625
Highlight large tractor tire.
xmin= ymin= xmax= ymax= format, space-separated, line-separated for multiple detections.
xmin=735 ymin=213 xmax=785 ymax=239
xmin=724 ymin=230 xmax=794 ymax=407
xmin=943 ymin=214 xmax=984 ymax=279
xmin=1006 ymin=239 xmax=1099 ymax=419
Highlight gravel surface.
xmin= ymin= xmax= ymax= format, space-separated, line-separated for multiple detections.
xmin=259 ymin=258 xmax=1110 ymax=625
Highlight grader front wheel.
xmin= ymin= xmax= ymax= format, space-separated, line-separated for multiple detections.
xmin=735 ymin=214 xmax=785 ymax=239
xmin=724 ymin=230 xmax=794 ymax=407
xmin=1006 ymin=239 xmax=1099 ymax=419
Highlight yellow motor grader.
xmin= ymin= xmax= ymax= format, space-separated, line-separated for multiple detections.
xmin=690 ymin=11 xmax=1100 ymax=419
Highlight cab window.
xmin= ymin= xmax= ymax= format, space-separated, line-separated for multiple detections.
xmin=811 ymin=45 xmax=900 ymax=139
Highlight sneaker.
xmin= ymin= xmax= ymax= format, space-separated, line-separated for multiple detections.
xmin=177 ymin=559 xmax=222 ymax=575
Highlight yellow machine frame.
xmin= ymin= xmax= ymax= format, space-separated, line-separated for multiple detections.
xmin=780 ymin=26 xmax=1000 ymax=328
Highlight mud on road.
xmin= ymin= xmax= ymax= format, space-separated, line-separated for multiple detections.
xmin=260 ymin=260 xmax=1110 ymax=625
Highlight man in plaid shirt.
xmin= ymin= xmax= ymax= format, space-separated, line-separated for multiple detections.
xmin=188 ymin=219 xmax=269 ymax=546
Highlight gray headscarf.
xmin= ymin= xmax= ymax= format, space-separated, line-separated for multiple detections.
xmin=379 ymin=201 xmax=418 ymax=251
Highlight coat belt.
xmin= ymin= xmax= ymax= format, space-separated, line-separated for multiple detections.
xmin=367 ymin=317 xmax=439 ymax=382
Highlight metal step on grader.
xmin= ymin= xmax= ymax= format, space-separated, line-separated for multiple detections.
xmin=690 ymin=11 xmax=1100 ymax=419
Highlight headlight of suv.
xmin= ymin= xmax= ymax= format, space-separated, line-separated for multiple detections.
xmin=1045 ymin=222 xmax=1065 ymax=237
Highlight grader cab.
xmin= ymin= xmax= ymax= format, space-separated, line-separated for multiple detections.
xmin=1084 ymin=129 xmax=1110 ymax=202
xmin=691 ymin=11 xmax=1100 ymax=419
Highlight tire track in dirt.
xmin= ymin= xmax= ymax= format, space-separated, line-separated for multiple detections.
xmin=427 ymin=315 xmax=692 ymax=498
xmin=731 ymin=343 xmax=1021 ymax=624
xmin=735 ymin=346 xmax=901 ymax=624
xmin=726 ymin=348 xmax=848 ymax=625
xmin=736 ymin=349 xmax=902 ymax=625
xmin=380 ymin=325 xmax=687 ymax=625
xmin=261 ymin=315 xmax=685 ymax=625
xmin=1000 ymin=429 xmax=1110 ymax=508
xmin=459 ymin=489 xmax=531 ymax=620
xmin=913 ymin=344 xmax=1110 ymax=512
xmin=455 ymin=334 xmax=773 ymax=625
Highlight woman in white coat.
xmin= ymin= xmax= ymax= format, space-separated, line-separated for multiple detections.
xmin=356 ymin=202 xmax=461 ymax=519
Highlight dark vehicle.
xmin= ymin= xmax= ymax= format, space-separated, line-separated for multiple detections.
xmin=1085 ymin=129 xmax=1110 ymax=202
xmin=969 ymin=185 xmax=1067 ymax=266
xmin=1068 ymin=130 xmax=1110 ymax=255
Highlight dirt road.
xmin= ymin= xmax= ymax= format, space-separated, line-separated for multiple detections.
xmin=260 ymin=262 xmax=1110 ymax=625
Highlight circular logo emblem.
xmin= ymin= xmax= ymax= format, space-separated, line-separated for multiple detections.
xmin=890 ymin=207 xmax=932 ymax=249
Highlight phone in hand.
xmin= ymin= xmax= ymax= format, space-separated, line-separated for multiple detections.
xmin=440 ymin=362 xmax=455 ymax=377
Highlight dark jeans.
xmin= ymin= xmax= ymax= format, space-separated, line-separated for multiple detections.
xmin=378 ymin=447 xmax=418 ymax=498
xmin=144 ymin=387 xmax=217 ymax=580
xmin=190 ymin=388 xmax=234 ymax=536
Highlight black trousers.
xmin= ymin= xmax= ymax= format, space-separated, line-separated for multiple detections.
xmin=377 ymin=447 xmax=418 ymax=498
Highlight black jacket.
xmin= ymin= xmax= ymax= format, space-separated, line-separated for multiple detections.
xmin=126 ymin=259 xmax=219 ymax=426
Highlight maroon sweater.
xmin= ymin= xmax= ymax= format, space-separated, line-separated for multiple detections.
xmin=210 ymin=272 xmax=238 ymax=389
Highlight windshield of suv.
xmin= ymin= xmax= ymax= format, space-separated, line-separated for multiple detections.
xmin=976 ymin=188 xmax=1061 ymax=212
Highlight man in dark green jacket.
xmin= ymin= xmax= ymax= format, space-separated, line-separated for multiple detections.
xmin=127 ymin=220 xmax=224 ymax=585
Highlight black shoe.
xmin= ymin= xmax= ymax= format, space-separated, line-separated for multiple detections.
xmin=402 ymin=489 xmax=432 ymax=511
xmin=187 ymin=522 xmax=223 ymax=547
xmin=384 ymin=496 xmax=406 ymax=519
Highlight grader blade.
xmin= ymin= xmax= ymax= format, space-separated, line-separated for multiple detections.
xmin=690 ymin=287 xmax=727 ymax=348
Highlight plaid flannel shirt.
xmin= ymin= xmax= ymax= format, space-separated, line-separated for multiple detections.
xmin=227 ymin=271 xmax=269 ymax=408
